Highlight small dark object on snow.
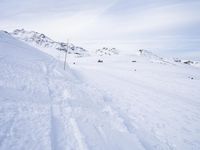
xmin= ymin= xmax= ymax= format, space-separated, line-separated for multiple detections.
xmin=188 ymin=76 xmax=194 ymax=80
xmin=134 ymin=69 xmax=137 ymax=71
xmin=132 ymin=60 xmax=136 ymax=63
xmin=184 ymin=61 xmax=193 ymax=65
xmin=98 ymin=60 xmax=103 ymax=63
xmin=73 ymin=62 xmax=76 ymax=64
xmin=139 ymin=49 xmax=143 ymax=54
xmin=174 ymin=59 xmax=181 ymax=63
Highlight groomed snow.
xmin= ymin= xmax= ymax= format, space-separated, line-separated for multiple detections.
xmin=0 ymin=31 xmax=200 ymax=150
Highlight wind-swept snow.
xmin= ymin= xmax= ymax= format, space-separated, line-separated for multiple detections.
xmin=0 ymin=31 xmax=145 ymax=150
xmin=1 ymin=30 xmax=200 ymax=150
xmin=70 ymin=55 xmax=200 ymax=150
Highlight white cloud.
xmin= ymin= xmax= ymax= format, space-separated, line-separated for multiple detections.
xmin=0 ymin=0 xmax=200 ymax=58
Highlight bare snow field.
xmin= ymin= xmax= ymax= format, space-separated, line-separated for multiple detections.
xmin=0 ymin=31 xmax=200 ymax=150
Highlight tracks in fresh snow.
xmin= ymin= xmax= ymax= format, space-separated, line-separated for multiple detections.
xmin=0 ymin=54 xmax=179 ymax=150
xmin=44 ymin=60 xmax=88 ymax=150
xmin=50 ymin=105 xmax=68 ymax=150
xmin=0 ymin=113 xmax=17 ymax=147
xmin=45 ymin=60 xmax=69 ymax=150
xmin=43 ymin=60 xmax=147 ymax=150
xmin=70 ymin=66 xmax=185 ymax=150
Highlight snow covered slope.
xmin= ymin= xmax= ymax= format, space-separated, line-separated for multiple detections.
xmin=1 ymin=30 xmax=200 ymax=150
xmin=0 ymin=30 xmax=71 ymax=149
xmin=10 ymin=29 xmax=89 ymax=57
xmin=0 ymin=31 xmax=147 ymax=150
xmin=70 ymin=54 xmax=200 ymax=150
xmin=181 ymin=60 xmax=200 ymax=68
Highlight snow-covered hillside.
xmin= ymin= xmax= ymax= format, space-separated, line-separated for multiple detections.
xmin=96 ymin=47 xmax=119 ymax=56
xmin=10 ymin=29 xmax=89 ymax=57
xmin=181 ymin=60 xmax=200 ymax=68
xmin=138 ymin=49 xmax=163 ymax=60
xmin=1 ymin=30 xmax=200 ymax=150
xmin=0 ymin=31 xmax=146 ymax=150
xmin=70 ymin=53 xmax=200 ymax=150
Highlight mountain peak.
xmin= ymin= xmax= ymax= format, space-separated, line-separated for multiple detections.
xmin=10 ymin=29 xmax=89 ymax=57
xmin=138 ymin=49 xmax=163 ymax=60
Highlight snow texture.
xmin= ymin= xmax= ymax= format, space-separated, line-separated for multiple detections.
xmin=11 ymin=29 xmax=89 ymax=57
xmin=0 ymin=30 xmax=200 ymax=150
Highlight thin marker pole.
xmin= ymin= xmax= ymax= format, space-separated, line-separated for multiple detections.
xmin=64 ymin=39 xmax=69 ymax=70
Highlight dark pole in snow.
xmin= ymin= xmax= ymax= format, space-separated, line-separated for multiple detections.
xmin=64 ymin=39 xmax=69 ymax=70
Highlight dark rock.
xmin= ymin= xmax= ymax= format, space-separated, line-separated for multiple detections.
xmin=98 ymin=60 xmax=103 ymax=63
xmin=184 ymin=61 xmax=193 ymax=65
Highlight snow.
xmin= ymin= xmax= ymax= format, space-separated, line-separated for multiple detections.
xmin=0 ymin=31 xmax=144 ymax=150
xmin=1 ymin=30 xmax=200 ymax=150
xmin=11 ymin=29 xmax=89 ymax=57
xmin=96 ymin=47 xmax=119 ymax=56
xmin=69 ymin=55 xmax=200 ymax=150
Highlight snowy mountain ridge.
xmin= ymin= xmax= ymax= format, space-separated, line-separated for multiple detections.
xmin=0 ymin=30 xmax=147 ymax=150
xmin=96 ymin=47 xmax=119 ymax=56
xmin=1 ymin=30 xmax=200 ymax=150
xmin=136 ymin=49 xmax=200 ymax=67
xmin=138 ymin=49 xmax=163 ymax=59
xmin=10 ymin=29 xmax=89 ymax=57
xmin=8 ymin=29 xmax=200 ymax=67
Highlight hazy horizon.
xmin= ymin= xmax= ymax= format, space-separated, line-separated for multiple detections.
xmin=1 ymin=0 xmax=200 ymax=59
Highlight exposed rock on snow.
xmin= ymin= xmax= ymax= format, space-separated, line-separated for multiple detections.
xmin=137 ymin=49 xmax=174 ymax=65
xmin=173 ymin=57 xmax=200 ymax=68
xmin=96 ymin=47 xmax=119 ymax=56
xmin=1 ymin=30 xmax=200 ymax=150
xmin=138 ymin=49 xmax=163 ymax=60
xmin=183 ymin=60 xmax=200 ymax=68
xmin=183 ymin=60 xmax=194 ymax=65
xmin=0 ymin=30 xmax=146 ymax=150
xmin=10 ymin=29 xmax=89 ymax=57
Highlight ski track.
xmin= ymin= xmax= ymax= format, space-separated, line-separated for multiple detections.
xmin=1 ymin=56 xmax=200 ymax=149
xmin=1 ymin=32 xmax=200 ymax=149
xmin=0 ymin=113 xmax=18 ymax=147
xmin=70 ymin=58 xmax=200 ymax=150
xmin=45 ymin=60 xmax=69 ymax=150
xmin=40 ymin=59 xmax=146 ymax=150
xmin=44 ymin=60 xmax=89 ymax=150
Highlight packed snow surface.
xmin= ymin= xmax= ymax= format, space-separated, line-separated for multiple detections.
xmin=0 ymin=31 xmax=200 ymax=150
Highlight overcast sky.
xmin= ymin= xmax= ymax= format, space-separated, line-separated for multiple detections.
xmin=1 ymin=0 xmax=200 ymax=59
